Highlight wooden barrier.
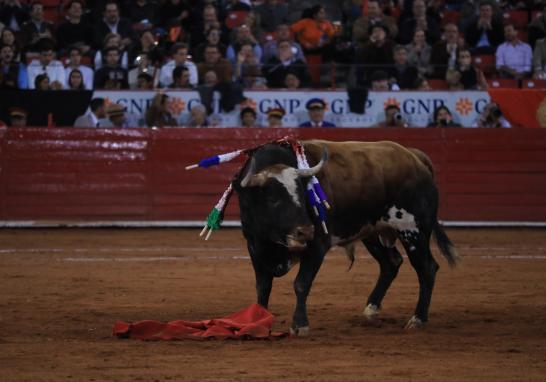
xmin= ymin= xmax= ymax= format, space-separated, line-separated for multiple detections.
xmin=1 ymin=127 xmax=545 ymax=224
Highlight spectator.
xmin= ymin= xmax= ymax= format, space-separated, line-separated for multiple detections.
xmin=397 ymin=0 xmax=441 ymax=45
xmin=27 ymin=39 xmax=65 ymax=89
xmin=389 ymin=45 xmax=419 ymax=90
xmin=190 ymin=3 xmax=222 ymax=50
xmin=299 ymin=98 xmax=336 ymax=127
xmin=159 ymin=43 xmax=198 ymax=87
xmin=263 ymin=39 xmax=309 ymax=88
xmin=125 ymin=0 xmax=159 ymax=27
xmin=375 ymin=104 xmax=408 ymax=127
xmin=192 ymin=27 xmax=227 ymax=63
xmin=243 ymin=11 xmax=265 ymax=44
xmin=145 ymin=93 xmax=177 ymax=127
xmin=19 ymin=1 xmax=55 ymax=49
xmin=0 ymin=44 xmax=27 ymax=88
xmin=353 ymin=0 xmax=398 ymax=50
xmin=93 ymin=47 xmax=129 ymax=89
xmin=1 ymin=28 xmax=22 ymax=61
xmin=226 ymin=24 xmax=263 ymax=65
xmin=255 ymin=0 xmax=288 ymax=33
xmin=225 ymin=0 xmax=251 ymax=13
xmin=291 ymin=5 xmax=335 ymax=55
xmin=529 ymin=3 xmax=546 ymax=49
xmin=355 ymin=23 xmax=394 ymax=86
xmin=57 ymin=0 xmax=93 ymax=55
xmin=187 ymin=104 xmax=209 ymax=127
xmin=428 ymin=105 xmax=461 ymax=127
xmin=472 ymin=102 xmax=511 ymax=127
xmin=169 ymin=65 xmax=192 ymax=89
xmin=0 ymin=0 xmax=29 ymax=32
xmin=266 ymin=107 xmax=285 ymax=127
xmin=8 ymin=107 xmax=27 ymax=127
xmin=137 ymin=72 xmax=154 ymax=89
xmin=233 ymin=42 xmax=262 ymax=87
xmin=159 ymin=0 xmax=190 ymax=31
xmin=370 ymin=69 xmax=399 ymax=91
xmin=464 ymin=0 xmax=504 ymax=55
xmin=496 ymin=23 xmax=532 ymax=79
xmin=405 ymin=28 xmax=432 ymax=77
xmin=203 ymin=69 xmax=218 ymax=87
xmin=34 ymin=73 xmax=50 ymax=90
xmin=197 ymin=45 xmax=233 ymax=84
xmin=430 ymin=23 xmax=464 ymax=79
xmin=240 ymin=107 xmax=258 ymax=127
xmin=284 ymin=71 xmax=302 ymax=89
xmin=93 ymin=0 xmax=133 ymax=50
xmin=94 ymin=33 xmax=129 ymax=69
xmin=128 ymin=54 xmax=155 ymax=89
xmin=128 ymin=29 xmax=162 ymax=67
xmin=262 ymin=23 xmax=305 ymax=64
xmin=446 ymin=48 xmax=486 ymax=90
xmin=67 ymin=68 xmax=85 ymax=90
xmin=74 ymin=97 xmax=106 ymax=127
xmin=64 ymin=46 xmax=93 ymax=90
xmin=415 ymin=75 xmax=432 ymax=90
xmin=533 ymin=37 xmax=546 ymax=78
xmin=102 ymin=103 xmax=127 ymax=128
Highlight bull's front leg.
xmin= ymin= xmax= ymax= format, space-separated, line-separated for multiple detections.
xmin=253 ymin=264 xmax=273 ymax=308
xmin=291 ymin=250 xmax=325 ymax=336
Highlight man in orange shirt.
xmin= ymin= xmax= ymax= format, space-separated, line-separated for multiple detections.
xmin=290 ymin=5 xmax=335 ymax=54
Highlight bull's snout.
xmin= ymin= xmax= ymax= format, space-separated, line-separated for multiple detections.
xmin=286 ymin=225 xmax=315 ymax=251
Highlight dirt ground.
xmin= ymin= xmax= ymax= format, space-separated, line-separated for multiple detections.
xmin=1 ymin=228 xmax=546 ymax=381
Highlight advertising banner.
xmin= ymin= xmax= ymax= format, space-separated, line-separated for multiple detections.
xmin=95 ymin=90 xmax=492 ymax=128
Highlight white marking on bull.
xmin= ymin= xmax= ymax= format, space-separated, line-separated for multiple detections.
xmin=270 ymin=168 xmax=301 ymax=206
xmin=384 ymin=207 xmax=419 ymax=233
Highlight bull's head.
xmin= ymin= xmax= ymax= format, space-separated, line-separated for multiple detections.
xmin=237 ymin=147 xmax=327 ymax=252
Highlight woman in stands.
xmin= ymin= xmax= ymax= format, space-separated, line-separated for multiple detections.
xmin=144 ymin=93 xmax=177 ymax=127
xmin=405 ymin=28 xmax=432 ymax=77
xmin=446 ymin=48 xmax=487 ymax=90
xmin=428 ymin=105 xmax=462 ymax=127
xmin=34 ymin=73 xmax=51 ymax=91
xmin=67 ymin=68 xmax=85 ymax=90
xmin=1 ymin=28 xmax=21 ymax=61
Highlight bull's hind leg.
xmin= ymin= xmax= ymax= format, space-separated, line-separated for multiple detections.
xmin=399 ymin=231 xmax=439 ymax=329
xmin=362 ymin=235 xmax=403 ymax=320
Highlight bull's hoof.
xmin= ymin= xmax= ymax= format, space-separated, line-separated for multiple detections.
xmin=289 ymin=326 xmax=310 ymax=337
xmin=404 ymin=315 xmax=426 ymax=330
xmin=362 ymin=303 xmax=380 ymax=321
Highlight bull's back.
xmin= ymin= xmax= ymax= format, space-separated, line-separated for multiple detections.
xmin=303 ymin=140 xmax=434 ymax=210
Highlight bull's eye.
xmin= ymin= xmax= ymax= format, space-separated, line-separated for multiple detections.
xmin=266 ymin=196 xmax=281 ymax=208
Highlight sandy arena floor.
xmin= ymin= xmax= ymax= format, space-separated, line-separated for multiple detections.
xmin=1 ymin=228 xmax=545 ymax=381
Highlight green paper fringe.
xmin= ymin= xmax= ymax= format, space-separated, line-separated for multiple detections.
xmin=206 ymin=208 xmax=223 ymax=231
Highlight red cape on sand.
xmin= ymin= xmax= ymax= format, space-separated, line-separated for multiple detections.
xmin=113 ymin=304 xmax=288 ymax=340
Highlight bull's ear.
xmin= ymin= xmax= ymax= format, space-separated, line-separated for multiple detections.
xmin=296 ymin=146 xmax=328 ymax=178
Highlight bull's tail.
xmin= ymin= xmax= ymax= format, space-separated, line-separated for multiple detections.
xmin=433 ymin=222 xmax=459 ymax=268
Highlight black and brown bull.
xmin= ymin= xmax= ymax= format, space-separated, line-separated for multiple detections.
xmin=233 ymin=140 xmax=458 ymax=335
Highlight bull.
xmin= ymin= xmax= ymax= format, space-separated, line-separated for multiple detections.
xmin=232 ymin=139 xmax=458 ymax=336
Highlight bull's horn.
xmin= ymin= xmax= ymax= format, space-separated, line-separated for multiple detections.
xmin=296 ymin=147 xmax=328 ymax=178
xmin=240 ymin=157 xmax=256 ymax=187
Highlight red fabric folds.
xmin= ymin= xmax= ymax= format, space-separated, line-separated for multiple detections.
xmin=488 ymin=88 xmax=546 ymax=128
xmin=113 ymin=304 xmax=287 ymax=340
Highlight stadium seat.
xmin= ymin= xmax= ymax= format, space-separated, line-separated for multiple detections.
xmin=503 ymin=11 xmax=529 ymax=29
xmin=487 ymin=78 xmax=519 ymax=88
xmin=43 ymin=7 xmax=61 ymax=23
xmin=441 ymin=10 xmax=460 ymax=25
xmin=225 ymin=11 xmax=248 ymax=29
xmin=40 ymin=0 xmax=62 ymax=6
xmin=522 ymin=79 xmax=546 ymax=88
xmin=427 ymin=79 xmax=449 ymax=90
xmin=473 ymin=55 xmax=496 ymax=76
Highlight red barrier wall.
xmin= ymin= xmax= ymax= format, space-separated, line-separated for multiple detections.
xmin=1 ymin=127 xmax=545 ymax=224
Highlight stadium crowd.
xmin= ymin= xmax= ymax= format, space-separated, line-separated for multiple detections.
xmin=1 ymin=0 xmax=539 ymax=127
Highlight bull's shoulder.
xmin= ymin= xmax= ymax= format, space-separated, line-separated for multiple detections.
xmin=303 ymin=140 xmax=414 ymax=162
